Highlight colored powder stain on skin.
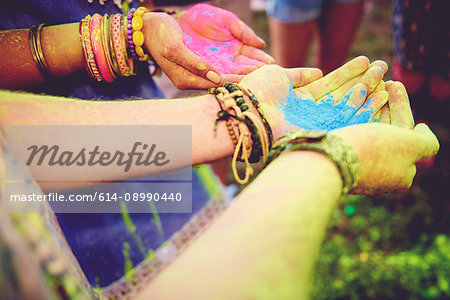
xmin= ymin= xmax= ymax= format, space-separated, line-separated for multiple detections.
xmin=197 ymin=62 xmax=206 ymax=70
xmin=183 ymin=32 xmax=245 ymax=74
xmin=281 ymin=85 xmax=373 ymax=131
xmin=184 ymin=34 xmax=192 ymax=44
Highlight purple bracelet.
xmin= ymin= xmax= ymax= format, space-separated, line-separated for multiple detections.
xmin=126 ymin=8 xmax=137 ymax=58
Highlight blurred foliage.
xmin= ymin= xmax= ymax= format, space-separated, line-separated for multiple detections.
xmin=311 ymin=194 xmax=450 ymax=300
xmin=249 ymin=1 xmax=449 ymax=298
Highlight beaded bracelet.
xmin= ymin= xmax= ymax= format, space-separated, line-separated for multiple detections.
xmin=210 ymin=84 xmax=271 ymax=184
xmin=223 ymin=83 xmax=264 ymax=163
xmin=131 ymin=7 xmax=149 ymax=61
xmin=120 ymin=14 xmax=135 ymax=76
xmin=126 ymin=8 xmax=137 ymax=59
xmin=78 ymin=7 xmax=175 ymax=82
xmin=236 ymin=84 xmax=274 ymax=150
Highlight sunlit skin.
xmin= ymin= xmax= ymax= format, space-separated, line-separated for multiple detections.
xmin=238 ymin=56 xmax=388 ymax=136
xmin=0 ymin=4 xmax=271 ymax=90
xmin=176 ymin=4 xmax=275 ymax=75
xmin=134 ymin=69 xmax=439 ymax=299
xmin=0 ymin=61 xmax=440 ymax=298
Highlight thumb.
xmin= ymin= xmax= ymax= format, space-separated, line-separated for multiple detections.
xmin=166 ymin=40 xmax=222 ymax=84
xmin=229 ymin=16 xmax=266 ymax=48
xmin=413 ymin=123 xmax=440 ymax=161
xmin=285 ymin=68 xmax=323 ymax=88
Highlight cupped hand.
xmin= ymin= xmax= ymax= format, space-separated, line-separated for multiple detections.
xmin=176 ymin=4 xmax=275 ymax=75
xmin=142 ymin=12 xmax=242 ymax=89
xmin=238 ymin=56 xmax=387 ymax=138
xmin=332 ymin=81 xmax=439 ymax=195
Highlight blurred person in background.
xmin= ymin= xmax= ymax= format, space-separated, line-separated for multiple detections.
xmin=392 ymin=0 xmax=449 ymax=123
xmin=267 ymin=0 xmax=363 ymax=73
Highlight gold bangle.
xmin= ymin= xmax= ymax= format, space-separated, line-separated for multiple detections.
xmin=101 ymin=14 xmax=117 ymax=79
xmin=105 ymin=14 xmax=120 ymax=77
xmin=29 ymin=24 xmax=51 ymax=79
xmin=120 ymin=14 xmax=135 ymax=76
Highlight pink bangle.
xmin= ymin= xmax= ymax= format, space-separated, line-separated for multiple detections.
xmin=90 ymin=13 xmax=115 ymax=83
xmin=111 ymin=14 xmax=130 ymax=77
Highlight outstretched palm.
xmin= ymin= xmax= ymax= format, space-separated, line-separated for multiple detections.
xmin=176 ymin=4 xmax=274 ymax=75
xmin=239 ymin=56 xmax=389 ymax=139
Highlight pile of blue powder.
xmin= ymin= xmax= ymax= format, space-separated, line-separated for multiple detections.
xmin=281 ymin=85 xmax=374 ymax=131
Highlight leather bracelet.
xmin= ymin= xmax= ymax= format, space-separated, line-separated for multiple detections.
xmin=265 ymin=130 xmax=359 ymax=194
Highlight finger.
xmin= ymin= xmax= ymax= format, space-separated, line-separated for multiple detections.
xmin=234 ymin=55 xmax=265 ymax=68
xmin=159 ymin=59 xmax=219 ymax=89
xmin=378 ymin=103 xmax=391 ymax=124
xmin=285 ymin=68 xmax=323 ymax=88
xmin=229 ymin=15 xmax=266 ymax=48
xmin=369 ymin=60 xmax=388 ymax=73
xmin=359 ymin=91 xmax=389 ymax=121
xmin=240 ymin=45 xmax=275 ymax=64
xmin=401 ymin=165 xmax=417 ymax=192
xmin=358 ymin=66 xmax=386 ymax=94
xmin=300 ymin=56 xmax=370 ymax=99
xmin=340 ymin=83 xmax=369 ymax=121
xmin=221 ymin=74 xmax=245 ymax=83
xmin=371 ymin=110 xmax=381 ymax=123
xmin=386 ymin=81 xmax=415 ymax=129
xmin=332 ymin=64 xmax=387 ymax=100
xmin=227 ymin=62 xmax=259 ymax=75
xmin=413 ymin=123 xmax=440 ymax=161
xmin=164 ymin=40 xmax=222 ymax=84
xmin=371 ymin=80 xmax=386 ymax=95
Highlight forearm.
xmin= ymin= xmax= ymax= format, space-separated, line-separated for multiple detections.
xmin=136 ymin=151 xmax=343 ymax=299
xmin=0 ymin=90 xmax=234 ymax=185
xmin=0 ymin=23 xmax=84 ymax=89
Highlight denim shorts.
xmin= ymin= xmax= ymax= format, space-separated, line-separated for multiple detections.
xmin=267 ymin=0 xmax=362 ymax=23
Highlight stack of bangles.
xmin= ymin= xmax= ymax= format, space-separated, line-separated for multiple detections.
xmin=29 ymin=7 xmax=178 ymax=82
xmin=210 ymin=83 xmax=274 ymax=185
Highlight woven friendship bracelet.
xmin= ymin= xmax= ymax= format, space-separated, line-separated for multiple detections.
xmin=265 ymin=130 xmax=360 ymax=194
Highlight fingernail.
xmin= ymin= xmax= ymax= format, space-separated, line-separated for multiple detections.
xmin=206 ymin=71 xmax=221 ymax=84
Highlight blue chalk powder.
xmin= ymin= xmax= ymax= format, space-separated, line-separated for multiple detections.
xmin=281 ymin=85 xmax=373 ymax=131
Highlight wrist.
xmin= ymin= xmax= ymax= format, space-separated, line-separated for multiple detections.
xmin=141 ymin=12 xmax=155 ymax=55
xmin=266 ymin=129 xmax=360 ymax=194
xmin=270 ymin=149 xmax=343 ymax=191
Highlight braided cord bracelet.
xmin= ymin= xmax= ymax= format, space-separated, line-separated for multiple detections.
xmin=265 ymin=129 xmax=360 ymax=195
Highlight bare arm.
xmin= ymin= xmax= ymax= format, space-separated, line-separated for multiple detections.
xmin=135 ymin=150 xmax=343 ymax=300
xmin=0 ymin=90 xmax=236 ymax=190
xmin=0 ymin=23 xmax=84 ymax=89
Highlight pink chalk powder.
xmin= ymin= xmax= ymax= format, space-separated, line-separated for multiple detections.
xmin=178 ymin=4 xmax=261 ymax=74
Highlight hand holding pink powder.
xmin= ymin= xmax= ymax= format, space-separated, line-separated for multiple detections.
xmin=176 ymin=4 xmax=275 ymax=75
